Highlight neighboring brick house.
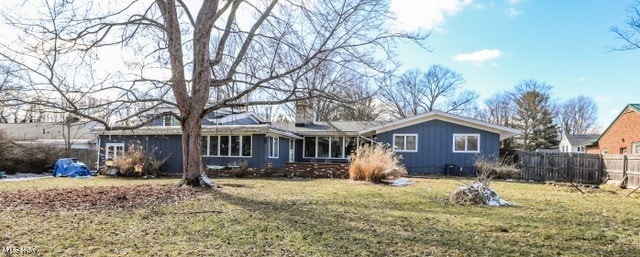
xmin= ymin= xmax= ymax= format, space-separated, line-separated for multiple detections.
xmin=585 ymin=104 xmax=640 ymax=154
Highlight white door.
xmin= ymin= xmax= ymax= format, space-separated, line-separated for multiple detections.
xmin=289 ymin=139 xmax=295 ymax=162
xmin=105 ymin=143 xmax=125 ymax=161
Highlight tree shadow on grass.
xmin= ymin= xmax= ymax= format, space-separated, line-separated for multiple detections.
xmin=211 ymin=189 xmax=476 ymax=256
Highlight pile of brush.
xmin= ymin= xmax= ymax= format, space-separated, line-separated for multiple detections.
xmin=451 ymin=181 xmax=510 ymax=206
xmin=450 ymin=156 xmax=513 ymax=206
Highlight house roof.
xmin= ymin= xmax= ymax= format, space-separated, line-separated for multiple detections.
xmin=564 ymin=134 xmax=600 ymax=146
xmin=93 ymin=124 xmax=303 ymax=139
xmin=0 ymin=121 xmax=99 ymax=141
xmin=567 ymin=134 xmax=600 ymax=146
xmin=358 ymin=110 xmax=521 ymax=140
xmin=93 ymin=110 xmax=521 ymax=141
xmin=271 ymin=121 xmax=385 ymax=136
xmin=587 ymin=104 xmax=640 ymax=146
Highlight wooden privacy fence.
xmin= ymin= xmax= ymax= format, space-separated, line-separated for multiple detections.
xmin=518 ymin=152 xmax=604 ymax=184
xmin=518 ymin=151 xmax=640 ymax=187
xmin=603 ymin=154 xmax=640 ymax=188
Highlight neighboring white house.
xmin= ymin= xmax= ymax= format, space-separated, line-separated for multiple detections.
xmin=558 ymin=134 xmax=599 ymax=153
xmin=0 ymin=121 xmax=100 ymax=150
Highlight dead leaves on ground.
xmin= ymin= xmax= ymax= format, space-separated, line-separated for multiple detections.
xmin=0 ymin=184 xmax=207 ymax=212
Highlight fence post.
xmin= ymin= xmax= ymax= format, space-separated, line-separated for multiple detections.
xmin=567 ymin=153 xmax=573 ymax=183
xmin=623 ymin=154 xmax=629 ymax=187
xmin=541 ymin=153 xmax=547 ymax=181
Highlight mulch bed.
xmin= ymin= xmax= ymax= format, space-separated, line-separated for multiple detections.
xmin=0 ymin=184 xmax=207 ymax=212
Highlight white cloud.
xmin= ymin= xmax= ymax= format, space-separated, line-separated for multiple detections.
xmin=506 ymin=7 xmax=521 ymax=17
xmin=506 ymin=0 xmax=521 ymax=5
xmin=577 ymin=77 xmax=587 ymax=82
xmin=452 ymin=49 xmax=503 ymax=65
xmin=388 ymin=0 xmax=473 ymax=31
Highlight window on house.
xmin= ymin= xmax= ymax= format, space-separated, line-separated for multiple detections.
xmin=105 ymin=143 xmax=125 ymax=161
xmin=163 ymin=116 xmax=179 ymax=126
xmin=230 ymin=136 xmax=241 ymax=156
xmin=393 ymin=134 xmax=418 ymax=152
xmin=220 ymin=136 xmax=230 ymax=156
xmin=268 ymin=136 xmax=279 ymax=158
xmin=201 ymin=135 xmax=251 ymax=157
xmin=210 ymin=136 xmax=219 ymax=156
xmin=303 ymin=136 xmax=355 ymax=159
xmin=317 ymin=137 xmax=330 ymax=158
xmin=304 ymin=137 xmax=316 ymax=158
xmin=345 ymin=137 xmax=358 ymax=157
xmin=453 ymin=134 xmax=480 ymax=153
xmin=330 ymin=137 xmax=344 ymax=158
xmin=633 ymin=143 xmax=640 ymax=155
xmin=242 ymin=136 xmax=251 ymax=156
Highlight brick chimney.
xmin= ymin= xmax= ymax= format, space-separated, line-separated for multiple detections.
xmin=294 ymin=101 xmax=313 ymax=127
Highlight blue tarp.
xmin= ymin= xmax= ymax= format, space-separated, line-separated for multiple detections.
xmin=53 ymin=158 xmax=92 ymax=177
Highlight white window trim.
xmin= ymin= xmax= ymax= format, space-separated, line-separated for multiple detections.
xmin=452 ymin=134 xmax=480 ymax=153
xmin=202 ymin=135 xmax=252 ymax=158
xmin=202 ymin=136 xmax=210 ymax=156
xmin=289 ymin=139 xmax=295 ymax=163
xmin=105 ymin=143 xmax=125 ymax=160
xmin=633 ymin=142 xmax=640 ymax=155
xmin=162 ymin=116 xmax=179 ymax=126
xmin=393 ymin=134 xmax=418 ymax=152
xmin=268 ymin=136 xmax=279 ymax=159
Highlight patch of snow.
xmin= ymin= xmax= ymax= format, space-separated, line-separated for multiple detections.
xmin=200 ymin=172 xmax=213 ymax=187
xmin=390 ymin=178 xmax=414 ymax=187
xmin=0 ymin=173 xmax=53 ymax=182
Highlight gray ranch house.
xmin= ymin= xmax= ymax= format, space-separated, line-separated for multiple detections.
xmin=93 ymin=106 xmax=519 ymax=175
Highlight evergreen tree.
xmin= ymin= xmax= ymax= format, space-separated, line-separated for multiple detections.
xmin=512 ymin=80 xmax=559 ymax=150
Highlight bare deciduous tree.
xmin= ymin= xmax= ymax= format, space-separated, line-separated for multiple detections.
xmin=0 ymin=0 xmax=425 ymax=186
xmin=380 ymin=64 xmax=478 ymax=119
xmin=611 ymin=0 xmax=640 ymax=51
xmin=474 ymin=92 xmax=517 ymax=149
xmin=556 ymin=96 xmax=599 ymax=135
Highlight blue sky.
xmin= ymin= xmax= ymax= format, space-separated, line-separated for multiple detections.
xmin=389 ymin=0 xmax=640 ymax=129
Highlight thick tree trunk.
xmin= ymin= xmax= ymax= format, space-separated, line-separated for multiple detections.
xmin=178 ymin=114 xmax=204 ymax=186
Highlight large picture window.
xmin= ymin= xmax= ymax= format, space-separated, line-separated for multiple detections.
xmin=268 ymin=136 xmax=279 ymax=158
xmin=393 ymin=134 xmax=417 ymax=152
xmin=201 ymin=135 xmax=251 ymax=157
xmin=304 ymin=136 xmax=355 ymax=159
xmin=453 ymin=134 xmax=480 ymax=153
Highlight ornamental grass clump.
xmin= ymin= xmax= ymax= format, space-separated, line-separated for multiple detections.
xmin=348 ymin=144 xmax=407 ymax=184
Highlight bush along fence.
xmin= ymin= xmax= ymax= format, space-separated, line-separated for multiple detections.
xmin=517 ymin=151 xmax=640 ymax=187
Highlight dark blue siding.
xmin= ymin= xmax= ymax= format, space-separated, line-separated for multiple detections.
xmin=377 ymin=120 xmax=500 ymax=175
xmin=264 ymin=137 xmax=290 ymax=168
xmin=99 ymin=135 xmax=183 ymax=173
xmin=100 ymin=134 xmax=277 ymax=173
